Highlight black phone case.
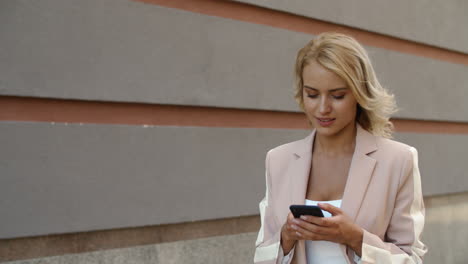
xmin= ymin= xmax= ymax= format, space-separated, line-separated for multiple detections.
xmin=289 ymin=205 xmax=324 ymax=218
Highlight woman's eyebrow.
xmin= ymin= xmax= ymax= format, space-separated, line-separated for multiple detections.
xmin=303 ymin=85 xmax=318 ymax=91
xmin=329 ymin=87 xmax=348 ymax=92
xmin=303 ymin=86 xmax=347 ymax=92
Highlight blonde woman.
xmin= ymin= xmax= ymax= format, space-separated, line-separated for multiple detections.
xmin=254 ymin=33 xmax=427 ymax=264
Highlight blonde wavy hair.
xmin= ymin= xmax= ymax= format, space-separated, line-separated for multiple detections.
xmin=294 ymin=32 xmax=397 ymax=138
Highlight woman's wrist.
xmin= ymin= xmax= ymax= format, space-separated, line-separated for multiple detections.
xmin=280 ymin=225 xmax=296 ymax=255
xmin=347 ymin=225 xmax=363 ymax=257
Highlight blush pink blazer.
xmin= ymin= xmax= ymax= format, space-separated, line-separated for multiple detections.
xmin=254 ymin=125 xmax=427 ymax=264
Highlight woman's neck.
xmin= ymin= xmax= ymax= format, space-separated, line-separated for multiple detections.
xmin=314 ymin=123 xmax=357 ymax=156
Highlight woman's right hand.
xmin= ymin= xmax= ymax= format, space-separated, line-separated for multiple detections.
xmin=280 ymin=212 xmax=300 ymax=255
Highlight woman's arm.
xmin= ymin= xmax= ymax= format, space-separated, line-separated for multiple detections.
xmin=254 ymin=151 xmax=295 ymax=264
xmin=280 ymin=212 xmax=298 ymax=255
xmin=357 ymin=147 xmax=427 ymax=263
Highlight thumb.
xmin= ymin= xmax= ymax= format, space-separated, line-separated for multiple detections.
xmin=318 ymin=202 xmax=342 ymax=216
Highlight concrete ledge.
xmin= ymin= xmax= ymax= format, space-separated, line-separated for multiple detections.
xmin=1 ymin=233 xmax=257 ymax=264
xmin=0 ymin=215 xmax=259 ymax=262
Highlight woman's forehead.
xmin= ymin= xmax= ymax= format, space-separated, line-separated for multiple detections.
xmin=302 ymin=62 xmax=347 ymax=90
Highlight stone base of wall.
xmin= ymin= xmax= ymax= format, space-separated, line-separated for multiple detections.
xmin=3 ymin=233 xmax=256 ymax=264
xmin=424 ymin=191 xmax=468 ymax=263
xmin=3 ymin=191 xmax=468 ymax=264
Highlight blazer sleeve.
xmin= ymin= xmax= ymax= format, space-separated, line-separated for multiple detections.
xmin=254 ymin=151 xmax=295 ymax=264
xmin=358 ymin=147 xmax=428 ymax=264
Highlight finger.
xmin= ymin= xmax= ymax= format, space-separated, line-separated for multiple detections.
xmin=300 ymin=215 xmax=333 ymax=227
xmin=287 ymin=215 xmax=298 ymax=226
xmin=287 ymin=212 xmax=298 ymax=224
xmin=318 ymin=203 xmax=342 ymax=216
xmin=284 ymin=222 xmax=300 ymax=239
xmin=293 ymin=218 xmax=335 ymax=235
xmin=294 ymin=222 xmax=343 ymax=243
xmin=282 ymin=225 xmax=301 ymax=241
xmin=286 ymin=221 xmax=298 ymax=233
xmin=293 ymin=223 xmax=324 ymax=241
xmin=286 ymin=224 xmax=304 ymax=240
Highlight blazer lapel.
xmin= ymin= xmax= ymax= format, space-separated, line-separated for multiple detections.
xmin=341 ymin=125 xmax=378 ymax=222
xmin=282 ymin=125 xmax=378 ymax=218
xmin=276 ymin=130 xmax=315 ymax=226
xmin=289 ymin=130 xmax=315 ymax=207
xmin=287 ymin=130 xmax=315 ymax=264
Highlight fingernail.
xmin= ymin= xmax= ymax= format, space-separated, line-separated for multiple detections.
xmin=300 ymin=215 xmax=307 ymax=220
xmin=291 ymin=224 xmax=297 ymax=230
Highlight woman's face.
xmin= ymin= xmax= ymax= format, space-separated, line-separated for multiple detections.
xmin=302 ymin=60 xmax=358 ymax=137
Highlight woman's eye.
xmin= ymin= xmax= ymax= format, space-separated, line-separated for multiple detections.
xmin=307 ymin=94 xmax=318 ymax=98
xmin=332 ymin=95 xmax=345 ymax=99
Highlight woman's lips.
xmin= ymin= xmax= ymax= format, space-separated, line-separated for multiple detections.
xmin=316 ymin=117 xmax=335 ymax=127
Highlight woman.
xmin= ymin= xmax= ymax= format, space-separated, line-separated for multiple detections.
xmin=254 ymin=33 xmax=427 ymax=264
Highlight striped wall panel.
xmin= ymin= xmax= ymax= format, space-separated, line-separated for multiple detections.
xmin=234 ymin=0 xmax=468 ymax=53
xmin=1 ymin=0 xmax=467 ymax=122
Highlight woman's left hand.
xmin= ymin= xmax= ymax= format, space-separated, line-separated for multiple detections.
xmin=291 ymin=203 xmax=363 ymax=256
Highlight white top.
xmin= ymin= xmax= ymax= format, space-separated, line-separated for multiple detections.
xmin=304 ymin=199 xmax=348 ymax=264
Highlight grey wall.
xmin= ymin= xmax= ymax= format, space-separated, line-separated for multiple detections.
xmin=0 ymin=122 xmax=306 ymax=239
xmin=234 ymin=0 xmax=468 ymax=54
xmin=1 ymin=0 xmax=467 ymax=249
xmin=1 ymin=122 xmax=467 ymax=239
xmin=1 ymin=0 xmax=467 ymax=122
xmin=395 ymin=133 xmax=468 ymax=195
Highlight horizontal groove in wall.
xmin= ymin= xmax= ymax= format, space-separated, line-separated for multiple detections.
xmin=2 ymin=96 xmax=468 ymax=134
xmin=134 ymin=0 xmax=468 ymax=66
xmin=0 ymin=215 xmax=260 ymax=262
xmin=0 ymin=96 xmax=309 ymax=129
xmin=393 ymin=119 xmax=468 ymax=135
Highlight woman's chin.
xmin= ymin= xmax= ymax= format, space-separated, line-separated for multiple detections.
xmin=314 ymin=126 xmax=337 ymax=137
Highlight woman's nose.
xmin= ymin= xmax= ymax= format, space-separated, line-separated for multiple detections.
xmin=319 ymin=97 xmax=331 ymax=114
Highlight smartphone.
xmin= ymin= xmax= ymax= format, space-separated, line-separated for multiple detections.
xmin=289 ymin=205 xmax=324 ymax=218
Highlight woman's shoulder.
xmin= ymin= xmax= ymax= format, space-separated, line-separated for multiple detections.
xmin=376 ymin=136 xmax=416 ymax=152
xmin=374 ymin=136 xmax=417 ymax=162
xmin=264 ymin=137 xmax=308 ymax=178
xmin=267 ymin=136 xmax=309 ymax=160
